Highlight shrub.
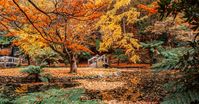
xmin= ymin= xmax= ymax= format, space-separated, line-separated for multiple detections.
xmin=21 ymin=65 xmax=44 ymax=74
xmin=14 ymin=88 xmax=100 ymax=104
xmin=0 ymin=98 xmax=11 ymax=104
xmin=0 ymin=94 xmax=12 ymax=104
xmin=21 ymin=65 xmax=51 ymax=82
xmin=39 ymin=73 xmax=52 ymax=82
xmin=153 ymin=46 xmax=199 ymax=104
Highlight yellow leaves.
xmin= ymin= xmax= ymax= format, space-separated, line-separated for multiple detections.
xmin=119 ymin=34 xmax=140 ymax=63
xmin=13 ymin=28 xmax=49 ymax=56
xmin=15 ymin=84 xmax=28 ymax=93
xmin=100 ymin=35 xmax=140 ymax=63
xmin=130 ymin=38 xmax=140 ymax=49
xmin=126 ymin=8 xmax=140 ymax=25
xmin=130 ymin=55 xmax=140 ymax=63
xmin=99 ymin=17 xmax=141 ymax=62
xmin=96 ymin=0 xmax=140 ymax=63
xmin=93 ymin=0 xmax=109 ymax=6
xmin=100 ymin=40 xmax=140 ymax=62
xmin=99 ymin=43 xmax=109 ymax=52
xmin=114 ymin=0 xmax=131 ymax=10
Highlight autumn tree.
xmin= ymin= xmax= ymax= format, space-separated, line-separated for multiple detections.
xmin=96 ymin=0 xmax=141 ymax=63
xmin=0 ymin=0 xmax=106 ymax=73
xmin=13 ymin=31 xmax=60 ymax=66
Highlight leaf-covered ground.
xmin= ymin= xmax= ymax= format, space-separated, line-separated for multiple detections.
xmin=0 ymin=68 xmax=176 ymax=104
xmin=0 ymin=68 xmax=117 ymax=77
xmin=79 ymin=69 xmax=176 ymax=104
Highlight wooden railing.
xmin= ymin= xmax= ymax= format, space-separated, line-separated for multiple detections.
xmin=0 ymin=56 xmax=20 ymax=67
xmin=88 ymin=55 xmax=99 ymax=65
xmin=96 ymin=55 xmax=108 ymax=65
xmin=88 ymin=55 xmax=109 ymax=68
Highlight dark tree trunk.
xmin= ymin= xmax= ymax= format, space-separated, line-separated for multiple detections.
xmin=27 ymin=55 xmax=31 ymax=65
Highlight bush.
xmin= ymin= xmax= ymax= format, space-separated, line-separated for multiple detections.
xmin=21 ymin=65 xmax=44 ymax=74
xmin=21 ymin=65 xmax=51 ymax=82
xmin=14 ymin=88 xmax=100 ymax=104
xmin=39 ymin=73 xmax=52 ymax=82
xmin=153 ymin=46 xmax=199 ymax=104
xmin=0 ymin=97 xmax=12 ymax=104
xmin=0 ymin=94 xmax=12 ymax=104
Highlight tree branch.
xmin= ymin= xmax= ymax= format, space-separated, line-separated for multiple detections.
xmin=12 ymin=0 xmax=43 ymax=36
xmin=27 ymin=0 xmax=52 ymax=20
xmin=0 ymin=21 xmax=15 ymax=36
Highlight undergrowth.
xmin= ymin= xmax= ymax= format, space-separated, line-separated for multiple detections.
xmin=0 ymin=88 xmax=101 ymax=104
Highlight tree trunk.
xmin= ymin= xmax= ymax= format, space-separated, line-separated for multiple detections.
xmin=69 ymin=54 xmax=77 ymax=73
xmin=27 ymin=55 xmax=31 ymax=65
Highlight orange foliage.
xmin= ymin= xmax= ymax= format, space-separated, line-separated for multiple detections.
xmin=0 ymin=0 xmax=107 ymax=71
xmin=0 ymin=0 xmax=105 ymax=57
xmin=138 ymin=2 xmax=158 ymax=14
xmin=67 ymin=43 xmax=94 ymax=54
xmin=0 ymin=48 xmax=12 ymax=56
xmin=111 ymin=63 xmax=151 ymax=69
xmin=87 ymin=12 xmax=102 ymax=20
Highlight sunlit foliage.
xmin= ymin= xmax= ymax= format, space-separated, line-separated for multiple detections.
xmin=0 ymin=0 xmax=106 ymax=73
xmin=96 ymin=0 xmax=140 ymax=63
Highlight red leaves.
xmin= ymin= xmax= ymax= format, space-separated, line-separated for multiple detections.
xmin=138 ymin=3 xmax=158 ymax=15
